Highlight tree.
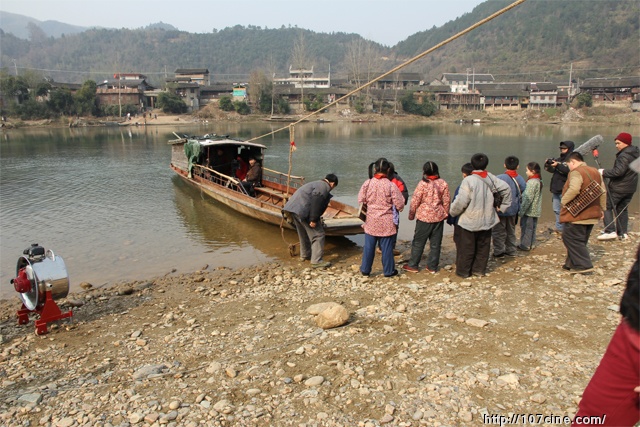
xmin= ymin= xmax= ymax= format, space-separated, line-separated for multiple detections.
xmin=73 ymin=80 xmax=98 ymax=116
xmin=400 ymin=92 xmax=436 ymax=117
xmin=233 ymin=100 xmax=250 ymax=115
xmin=248 ymin=70 xmax=273 ymax=114
xmin=291 ymin=31 xmax=311 ymax=113
xmin=47 ymin=88 xmax=74 ymax=115
xmin=219 ymin=96 xmax=234 ymax=111
xmin=574 ymin=92 xmax=593 ymax=108
xmin=0 ymin=75 xmax=30 ymax=104
xmin=157 ymin=91 xmax=188 ymax=113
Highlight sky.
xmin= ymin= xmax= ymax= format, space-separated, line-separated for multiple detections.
xmin=1 ymin=0 xmax=487 ymax=46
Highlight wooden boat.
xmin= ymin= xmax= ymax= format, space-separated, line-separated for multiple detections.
xmin=169 ymin=133 xmax=364 ymax=236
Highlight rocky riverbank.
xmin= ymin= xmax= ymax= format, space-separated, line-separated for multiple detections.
xmin=1 ymin=223 xmax=637 ymax=427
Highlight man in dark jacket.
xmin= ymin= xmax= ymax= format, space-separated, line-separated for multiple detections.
xmin=282 ymin=174 xmax=338 ymax=268
xmin=545 ymin=140 xmax=574 ymax=233
xmin=597 ymin=132 xmax=639 ymax=241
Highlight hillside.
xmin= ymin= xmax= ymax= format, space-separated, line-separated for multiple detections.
xmin=0 ymin=0 xmax=638 ymax=86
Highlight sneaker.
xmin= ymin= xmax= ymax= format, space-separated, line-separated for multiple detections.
xmin=402 ymin=264 xmax=419 ymax=273
xmin=494 ymin=253 xmax=505 ymax=258
xmin=311 ymin=261 xmax=331 ymax=269
xmin=597 ymin=232 xmax=618 ymax=241
xmin=425 ymin=268 xmax=437 ymax=274
xmin=299 ymin=257 xmax=310 ymax=262
xmin=619 ymin=234 xmax=629 ymax=240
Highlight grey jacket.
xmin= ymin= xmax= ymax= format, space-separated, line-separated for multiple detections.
xmin=283 ymin=180 xmax=333 ymax=223
xmin=449 ymin=172 xmax=512 ymax=232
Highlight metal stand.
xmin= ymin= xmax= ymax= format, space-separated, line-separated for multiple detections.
xmin=17 ymin=290 xmax=73 ymax=335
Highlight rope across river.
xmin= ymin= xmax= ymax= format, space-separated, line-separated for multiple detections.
xmin=246 ymin=0 xmax=527 ymax=145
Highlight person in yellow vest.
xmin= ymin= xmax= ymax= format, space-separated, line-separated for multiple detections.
xmin=560 ymin=152 xmax=606 ymax=273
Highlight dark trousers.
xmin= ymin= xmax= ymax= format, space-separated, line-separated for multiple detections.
xmin=407 ymin=220 xmax=444 ymax=271
xmin=572 ymin=320 xmax=640 ymax=427
xmin=361 ymin=234 xmax=396 ymax=276
xmin=603 ymin=192 xmax=634 ymax=236
xmin=492 ymin=215 xmax=517 ymax=256
xmin=562 ymin=222 xmax=594 ymax=270
xmin=455 ymin=227 xmax=492 ymax=277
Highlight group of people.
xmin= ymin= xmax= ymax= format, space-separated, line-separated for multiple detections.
xmin=283 ymin=132 xmax=637 ymax=279
xmin=281 ymin=132 xmax=638 ymax=426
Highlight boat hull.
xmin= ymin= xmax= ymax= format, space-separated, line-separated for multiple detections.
xmin=171 ymin=165 xmax=364 ymax=236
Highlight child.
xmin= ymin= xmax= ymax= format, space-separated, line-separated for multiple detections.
xmin=449 ymin=153 xmax=511 ymax=278
xmin=492 ymin=155 xmax=527 ymax=258
xmin=447 ymin=163 xmax=473 ymax=246
xmin=518 ymin=162 xmax=543 ymax=251
xmin=402 ymin=161 xmax=450 ymax=273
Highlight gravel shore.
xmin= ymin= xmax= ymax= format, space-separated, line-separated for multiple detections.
xmin=0 ymin=225 xmax=637 ymax=427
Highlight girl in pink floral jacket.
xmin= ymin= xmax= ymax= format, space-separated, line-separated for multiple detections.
xmin=402 ymin=161 xmax=450 ymax=274
xmin=358 ymin=158 xmax=405 ymax=277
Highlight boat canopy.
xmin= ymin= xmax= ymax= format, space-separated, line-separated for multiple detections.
xmin=170 ymin=133 xmax=267 ymax=150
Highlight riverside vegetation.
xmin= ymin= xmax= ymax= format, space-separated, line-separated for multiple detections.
xmin=0 ymin=223 xmax=637 ymax=427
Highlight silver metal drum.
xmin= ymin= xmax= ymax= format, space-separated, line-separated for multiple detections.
xmin=16 ymin=250 xmax=70 ymax=311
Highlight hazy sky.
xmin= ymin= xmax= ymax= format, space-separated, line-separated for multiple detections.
xmin=2 ymin=0 xmax=487 ymax=46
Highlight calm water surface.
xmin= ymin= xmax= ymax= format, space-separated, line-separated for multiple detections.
xmin=0 ymin=121 xmax=626 ymax=298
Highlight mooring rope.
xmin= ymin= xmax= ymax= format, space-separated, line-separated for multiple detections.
xmin=246 ymin=0 xmax=527 ymax=144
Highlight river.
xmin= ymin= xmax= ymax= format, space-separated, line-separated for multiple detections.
xmin=0 ymin=121 xmax=625 ymax=298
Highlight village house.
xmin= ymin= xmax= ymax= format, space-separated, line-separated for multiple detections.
xmin=528 ymin=82 xmax=559 ymax=109
xmin=173 ymin=69 xmax=211 ymax=86
xmin=475 ymin=83 xmax=529 ymax=111
xmin=273 ymin=66 xmax=330 ymax=89
xmin=579 ymin=76 xmax=640 ymax=104
xmin=95 ymin=74 xmax=156 ymax=111
xmin=440 ymin=72 xmax=495 ymax=93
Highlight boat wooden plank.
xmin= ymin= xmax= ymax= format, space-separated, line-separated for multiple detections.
xmin=322 ymin=207 xmax=339 ymax=219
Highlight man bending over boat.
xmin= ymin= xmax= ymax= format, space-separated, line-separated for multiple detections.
xmin=282 ymin=174 xmax=338 ymax=269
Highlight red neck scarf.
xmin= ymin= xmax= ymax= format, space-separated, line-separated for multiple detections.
xmin=505 ymin=170 xmax=518 ymax=178
xmin=424 ymin=175 xmax=439 ymax=181
xmin=373 ymin=173 xmax=387 ymax=179
xmin=472 ymin=170 xmax=488 ymax=178
xmin=528 ymin=174 xmax=541 ymax=181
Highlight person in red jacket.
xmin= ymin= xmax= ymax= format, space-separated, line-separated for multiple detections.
xmin=572 ymin=245 xmax=640 ymax=426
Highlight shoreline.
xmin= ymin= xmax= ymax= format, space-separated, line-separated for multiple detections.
xmin=1 ymin=222 xmax=638 ymax=425
xmin=2 ymin=105 xmax=639 ymax=130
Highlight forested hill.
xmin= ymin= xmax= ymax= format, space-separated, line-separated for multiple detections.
xmin=396 ymin=0 xmax=639 ymax=81
xmin=0 ymin=0 xmax=638 ymax=86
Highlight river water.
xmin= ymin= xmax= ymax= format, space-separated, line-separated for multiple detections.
xmin=0 ymin=121 xmax=625 ymax=298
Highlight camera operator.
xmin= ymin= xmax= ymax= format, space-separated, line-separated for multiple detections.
xmin=544 ymin=140 xmax=574 ymax=233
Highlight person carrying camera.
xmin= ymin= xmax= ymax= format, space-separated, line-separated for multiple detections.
xmin=545 ymin=140 xmax=574 ymax=233
xmin=449 ymin=153 xmax=511 ymax=278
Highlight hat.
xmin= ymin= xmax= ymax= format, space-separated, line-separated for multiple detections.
xmin=615 ymin=132 xmax=632 ymax=145
xmin=559 ymin=141 xmax=570 ymax=149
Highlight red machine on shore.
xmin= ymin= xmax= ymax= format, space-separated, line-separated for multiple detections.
xmin=11 ymin=244 xmax=73 ymax=335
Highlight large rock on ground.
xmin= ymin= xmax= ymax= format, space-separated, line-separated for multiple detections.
xmin=315 ymin=304 xmax=349 ymax=329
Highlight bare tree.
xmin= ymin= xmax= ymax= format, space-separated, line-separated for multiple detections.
xmin=344 ymin=38 xmax=380 ymax=111
xmin=291 ymin=31 xmax=311 ymax=112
